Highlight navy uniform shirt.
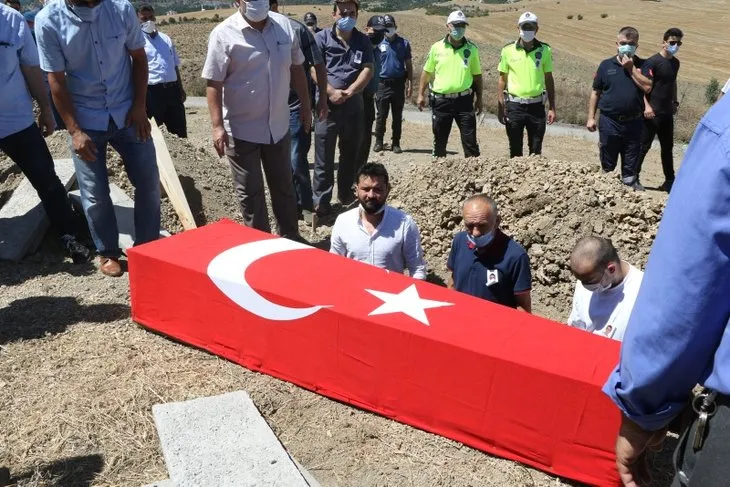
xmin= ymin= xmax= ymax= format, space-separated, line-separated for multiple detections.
xmin=643 ymin=53 xmax=679 ymax=115
xmin=315 ymin=26 xmax=373 ymax=90
xmin=378 ymin=34 xmax=411 ymax=79
xmin=447 ymin=230 xmax=532 ymax=309
xmin=593 ymin=56 xmax=650 ymax=117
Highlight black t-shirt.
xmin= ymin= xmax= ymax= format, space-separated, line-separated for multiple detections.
xmin=643 ymin=53 xmax=680 ymax=115
xmin=593 ymin=56 xmax=650 ymax=117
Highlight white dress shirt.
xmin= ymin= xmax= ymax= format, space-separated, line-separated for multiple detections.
xmin=201 ymin=11 xmax=305 ymax=144
xmin=330 ymin=206 xmax=427 ymax=279
xmin=144 ymin=31 xmax=180 ymax=85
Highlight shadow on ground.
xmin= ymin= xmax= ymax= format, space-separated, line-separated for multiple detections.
xmin=8 ymin=454 xmax=104 ymax=487
xmin=0 ymin=296 xmax=129 ymax=344
xmin=179 ymin=174 xmax=206 ymax=226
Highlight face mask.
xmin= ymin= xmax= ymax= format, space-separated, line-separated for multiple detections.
xmin=141 ymin=20 xmax=156 ymax=34
xmin=618 ymin=44 xmax=636 ymax=57
xmin=386 ymin=27 xmax=396 ymax=37
xmin=520 ymin=29 xmax=536 ymax=42
xmin=359 ymin=201 xmax=385 ymax=215
xmin=450 ymin=27 xmax=466 ymax=40
xmin=583 ymin=270 xmax=613 ymax=293
xmin=70 ymin=3 xmax=102 ymax=23
xmin=467 ymin=231 xmax=494 ymax=249
xmin=244 ymin=0 xmax=269 ymax=22
xmin=667 ymin=44 xmax=680 ymax=55
xmin=337 ymin=15 xmax=356 ymax=32
xmin=368 ymin=31 xmax=384 ymax=46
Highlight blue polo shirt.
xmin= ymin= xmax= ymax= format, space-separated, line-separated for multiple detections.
xmin=378 ymin=35 xmax=411 ymax=79
xmin=593 ymin=55 xmax=650 ymax=117
xmin=447 ymin=230 xmax=532 ymax=309
xmin=35 ymin=0 xmax=145 ymax=132
xmin=315 ymin=26 xmax=373 ymax=90
xmin=0 ymin=3 xmax=37 ymax=139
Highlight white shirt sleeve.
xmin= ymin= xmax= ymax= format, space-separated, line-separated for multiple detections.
xmin=567 ymin=283 xmax=582 ymax=326
xmin=290 ymin=22 xmax=305 ymax=66
xmin=201 ymin=28 xmax=229 ymax=82
xmin=403 ymin=217 xmax=427 ymax=280
xmin=329 ymin=217 xmax=346 ymax=256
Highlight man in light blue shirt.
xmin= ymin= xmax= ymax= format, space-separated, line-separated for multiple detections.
xmin=137 ymin=4 xmax=187 ymax=138
xmin=35 ymin=0 xmax=161 ymax=278
xmin=0 ymin=3 xmax=89 ymax=263
xmin=603 ymin=93 xmax=730 ymax=485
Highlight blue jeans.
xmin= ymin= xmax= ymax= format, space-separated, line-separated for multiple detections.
xmin=289 ymin=107 xmax=314 ymax=212
xmin=69 ymin=119 xmax=161 ymax=258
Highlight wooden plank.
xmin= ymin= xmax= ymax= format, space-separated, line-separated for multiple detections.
xmin=0 ymin=159 xmax=76 ymax=262
xmin=150 ymin=120 xmax=197 ymax=231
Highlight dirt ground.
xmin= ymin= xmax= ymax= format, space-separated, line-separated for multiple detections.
xmin=0 ymin=106 xmax=677 ymax=486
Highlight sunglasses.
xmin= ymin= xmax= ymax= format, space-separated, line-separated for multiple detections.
xmin=668 ymin=40 xmax=683 ymax=46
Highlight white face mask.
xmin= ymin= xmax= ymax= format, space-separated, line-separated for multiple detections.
xmin=583 ymin=270 xmax=613 ymax=293
xmin=520 ymin=29 xmax=536 ymax=42
xmin=141 ymin=20 xmax=156 ymax=34
xmin=386 ymin=27 xmax=396 ymax=37
xmin=244 ymin=0 xmax=269 ymax=22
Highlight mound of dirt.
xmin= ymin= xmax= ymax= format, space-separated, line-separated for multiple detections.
xmin=390 ymin=156 xmax=667 ymax=320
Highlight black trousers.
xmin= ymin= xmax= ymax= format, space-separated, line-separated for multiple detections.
xmin=357 ymin=90 xmax=376 ymax=172
xmin=639 ymin=113 xmax=675 ymax=183
xmin=505 ymin=101 xmax=546 ymax=158
xmin=375 ymin=77 xmax=406 ymax=144
xmin=431 ymin=93 xmax=479 ymax=158
xmin=313 ymin=94 xmax=364 ymax=207
xmin=146 ymin=82 xmax=187 ymax=138
xmin=0 ymin=123 xmax=78 ymax=237
xmin=598 ymin=113 xmax=644 ymax=184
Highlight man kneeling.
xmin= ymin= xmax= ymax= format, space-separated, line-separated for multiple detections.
xmin=567 ymin=236 xmax=643 ymax=341
xmin=330 ymin=163 xmax=426 ymax=279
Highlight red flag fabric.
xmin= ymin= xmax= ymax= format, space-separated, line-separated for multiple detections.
xmin=128 ymin=219 xmax=622 ymax=486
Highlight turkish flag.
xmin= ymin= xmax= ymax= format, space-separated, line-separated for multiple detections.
xmin=128 ymin=220 xmax=621 ymax=486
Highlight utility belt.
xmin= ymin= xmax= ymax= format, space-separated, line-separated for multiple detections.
xmin=149 ymin=80 xmax=179 ymax=89
xmin=431 ymin=89 xmax=473 ymax=99
xmin=602 ymin=111 xmax=642 ymax=122
xmin=504 ymin=91 xmax=546 ymax=105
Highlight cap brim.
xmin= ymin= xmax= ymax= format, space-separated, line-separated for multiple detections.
xmin=450 ymin=21 xmax=468 ymax=26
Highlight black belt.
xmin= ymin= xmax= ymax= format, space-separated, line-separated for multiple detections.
xmin=149 ymin=81 xmax=179 ymax=89
xmin=603 ymin=112 xmax=642 ymax=122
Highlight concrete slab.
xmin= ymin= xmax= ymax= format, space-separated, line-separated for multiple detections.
xmin=0 ymin=159 xmax=75 ymax=262
xmin=152 ymin=391 xmax=310 ymax=487
xmin=69 ymin=184 xmax=169 ymax=253
xmin=143 ymin=480 xmax=175 ymax=487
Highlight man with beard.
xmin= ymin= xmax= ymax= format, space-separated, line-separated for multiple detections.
xmin=330 ymin=163 xmax=426 ymax=279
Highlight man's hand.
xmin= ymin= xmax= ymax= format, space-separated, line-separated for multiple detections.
xmin=474 ymin=97 xmax=483 ymax=116
xmin=615 ymin=416 xmax=667 ymax=487
xmin=673 ymin=101 xmax=679 ymax=115
xmin=497 ymin=104 xmax=507 ymax=125
xmin=416 ymin=94 xmax=426 ymax=111
xmin=316 ymin=96 xmax=328 ymax=121
xmin=38 ymin=107 xmax=56 ymax=137
xmin=586 ymin=118 xmax=597 ymax=132
xmin=620 ymin=54 xmax=634 ymax=72
xmin=644 ymin=106 xmax=656 ymax=120
xmin=212 ymin=125 xmax=229 ymax=158
xmin=300 ymin=107 xmax=312 ymax=134
xmin=71 ymin=130 xmax=98 ymax=162
xmin=329 ymin=89 xmax=347 ymax=105
xmin=126 ymin=103 xmax=151 ymax=141
xmin=406 ymin=79 xmax=413 ymax=98
xmin=180 ymin=87 xmax=187 ymax=104
xmin=547 ymin=108 xmax=556 ymax=125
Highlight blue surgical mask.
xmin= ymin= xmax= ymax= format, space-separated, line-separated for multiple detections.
xmin=450 ymin=27 xmax=465 ymax=40
xmin=667 ymin=44 xmax=680 ymax=56
xmin=467 ymin=231 xmax=494 ymax=249
xmin=70 ymin=3 xmax=102 ymax=23
xmin=337 ymin=16 xmax=356 ymax=32
xmin=618 ymin=44 xmax=636 ymax=57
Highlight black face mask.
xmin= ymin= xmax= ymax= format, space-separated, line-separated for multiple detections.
xmin=368 ymin=31 xmax=385 ymax=46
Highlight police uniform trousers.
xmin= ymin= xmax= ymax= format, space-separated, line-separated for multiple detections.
xmin=430 ymin=93 xmax=480 ymax=158
xmin=505 ymin=100 xmax=546 ymax=158
xmin=375 ymin=76 xmax=406 ymax=145
xmin=598 ymin=112 xmax=643 ymax=184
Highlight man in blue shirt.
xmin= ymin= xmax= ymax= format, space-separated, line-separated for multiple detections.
xmin=138 ymin=4 xmax=187 ymax=138
xmin=0 ymin=3 xmax=89 ymax=263
xmin=35 ymin=0 xmax=161 ymax=277
xmin=312 ymin=0 xmax=373 ymax=217
xmin=373 ymin=14 xmax=412 ymax=154
xmin=447 ymin=194 xmax=532 ymax=312
xmin=603 ymin=94 xmax=730 ymax=486
xmin=357 ymin=15 xmax=385 ymax=174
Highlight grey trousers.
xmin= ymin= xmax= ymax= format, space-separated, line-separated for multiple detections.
xmin=226 ymin=133 xmax=299 ymax=238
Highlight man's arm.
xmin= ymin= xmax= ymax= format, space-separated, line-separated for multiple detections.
xmin=497 ymin=72 xmax=507 ymax=124
xmin=175 ymin=66 xmax=186 ymax=102
xmin=630 ymin=65 xmax=653 ymax=94
xmin=513 ymin=252 xmax=532 ymax=314
xmin=127 ymin=47 xmax=151 ymax=140
xmin=643 ymin=94 xmax=655 ymax=118
xmin=514 ymin=292 xmax=532 ymax=314
xmin=205 ymin=80 xmax=228 ymax=157
xmin=20 ymin=65 xmax=55 ymax=136
xmin=343 ymin=64 xmax=373 ymax=96
xmin=290 ymin=63 xmax=312 ymax=132
xmin=403 ymin=218 xmax=427 ymax=280
xmin=329 ymin=219 xmax=346 ymax=256
xmin=586 ymin=89 xmax=600 ymax=131
xmin=472 ymin=74 xmax=483 ymax=115
xmin=416 ymin=70 xmax=432 ymax=110
xmin=405 ymin=58 xmax=413 ymax=98
xmin=545 ymin=71 xmax=556 ymax=124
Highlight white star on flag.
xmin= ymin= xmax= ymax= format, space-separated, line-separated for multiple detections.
xmin=365 ymin=284 xmax=454 ymax=326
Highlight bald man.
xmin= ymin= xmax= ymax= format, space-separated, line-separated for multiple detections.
xmin=447 ymin=194 xmax=532 ymax=312
xmin=567 ymin=236 xmax=643 ymax=341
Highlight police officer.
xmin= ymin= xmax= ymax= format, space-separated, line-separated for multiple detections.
xmin=358 ymin=15 xmax=385 ymax=172
xmin=303 ymin=11 xmax=320 ymax=34
xmin=417 ymin=10 xmax=482 ymax=158
xmin=587 ymin=26 xmax=652 ymax=191
xmin=497 ymin=12 xmax=556 ymax=158
xmin=373 ymin=14 xmax=412 ymax=154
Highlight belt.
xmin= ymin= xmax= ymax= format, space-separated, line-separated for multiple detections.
xmin=431 ymin=89 xmax=473 ymax=99
xmin=149 ymin=81 xmax=179 ymax=88
xmin=506 ymin=93 xmax=544 ymax=104
xmin=603 ymin=112 xmax=642 ymax=122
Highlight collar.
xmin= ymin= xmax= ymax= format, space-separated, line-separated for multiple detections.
xmin=232 ymin=10 xmax=269 ymax=31
xmin=514 ymin=38 xmax=542 ymax=52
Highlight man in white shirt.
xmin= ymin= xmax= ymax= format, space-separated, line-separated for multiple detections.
xmin=330 ymin=163 xmax=426 ymax=279
xmin=138 ymin=4 xmax=187 ymax=138
xmin=202 ymin=0 xmax=312 ymax=242
xmin=567 ymin=236 xmax=644 ymax=341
